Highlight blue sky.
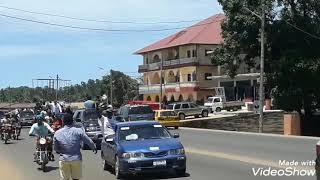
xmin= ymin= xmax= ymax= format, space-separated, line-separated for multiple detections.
xmin=0 ymin=0 xmax=222 ymax=88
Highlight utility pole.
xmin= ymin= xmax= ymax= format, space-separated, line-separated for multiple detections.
xmin=159 ymin=58 xmax=164 ymax=109
xmin=56 ymin=74 xmax=59 ymax=101
xmin=259 ymin=0 xmax=266 ymax=133
xmin=32 ymin=76 xmax=71 ymax=102
xmin=110 ymin=69 xmax=113 ymax=106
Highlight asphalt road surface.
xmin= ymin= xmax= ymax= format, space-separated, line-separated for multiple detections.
xmin=0 ymin=127 xmax=318 ymax=180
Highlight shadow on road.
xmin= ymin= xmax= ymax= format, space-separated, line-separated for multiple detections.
xmin=37 ymin=166 xmax=59 ymax=172
xmin=117 ymin=172 xmax=190 ymax=180
xmin=2 ymin=141 xmax=17 ymax=145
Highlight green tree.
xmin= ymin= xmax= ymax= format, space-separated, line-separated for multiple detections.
xmin=213 ymin=0 xmax=320 ymax=118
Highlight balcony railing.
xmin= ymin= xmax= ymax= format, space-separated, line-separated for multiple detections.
xmin=138 ymin=57 xmax=213 ymax=72
xmin=139 ymin=82 xmax=199 ymax=94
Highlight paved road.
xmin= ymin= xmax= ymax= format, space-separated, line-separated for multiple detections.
xmin=0 ymin=127 xmax=318 ymax=180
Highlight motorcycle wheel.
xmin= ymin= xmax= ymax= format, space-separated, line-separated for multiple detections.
xmin=41 ymin=163 xmax=46 ymax=172
xmin=4 ymin=137 xmax=8 ymax=144
xmin=40 ymin=153 xmax=47 ymax=172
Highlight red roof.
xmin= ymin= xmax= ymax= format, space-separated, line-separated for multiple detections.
xmin=135 ymin=14 xmax=225 ymax=54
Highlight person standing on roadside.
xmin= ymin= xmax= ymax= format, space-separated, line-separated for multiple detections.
xmin=54 ymin=114 xmax=97 ymax=180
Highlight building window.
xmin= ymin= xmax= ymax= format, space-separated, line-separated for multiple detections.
xmin=192 ymin=50 xmax=197 ymax=57
xmin=205 ymin=49 xmax=213 ymax=56
xmin=187 ymin=74 xmax=192 ymax=82
xmin=155 ymin=95 xmax=160 ymax=102
xmin=176 ymin=71 xmax=180 ymax=82
xmin=187 ymin=50 xmax=191 ymax=58
xmin=192 ymin=71 xmax=197 ymax=81
xmin=153 ymin=54 xmax=160 ymax=62
xmin=204 ymin=73 xmax=212 ymax=80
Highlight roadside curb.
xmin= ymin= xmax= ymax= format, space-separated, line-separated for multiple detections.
xmin=180 ymin=127 xmax=320 ymax=140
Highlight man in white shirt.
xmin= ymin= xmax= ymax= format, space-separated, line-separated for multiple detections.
xmin=98 ymin=106 xmax=115 ymax=137
xmin=51 ymin=101 xmax=62 ymax=115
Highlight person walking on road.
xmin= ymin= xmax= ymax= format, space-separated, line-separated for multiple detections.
xmin=54 ymin=114 xmax=97 ymax=180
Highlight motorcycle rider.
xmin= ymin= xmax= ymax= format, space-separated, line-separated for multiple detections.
xmin=29 ymin=115 xmax=55 ymax=161
xmin=11 ymin=113 xmax=22 ymax=138
xmin=0 ymin=114 xmax=13 ymax=140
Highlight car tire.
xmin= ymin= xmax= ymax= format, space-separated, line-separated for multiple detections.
xmin=215 ymin=107 xmax=222 ymax=112
xmin=179 ymin=113 xmax=185 ymax=120
xmin=176 ymin=168 xmax=186 ymax=177
xmin=115 ymin=156 xmax=124 ymax=179
xmin=201 ymin=111 xmax=209 ymax=117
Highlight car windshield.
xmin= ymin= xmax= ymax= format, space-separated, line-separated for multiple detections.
xmin=129 ymin=106 xmax=153 ymax=114
xmin=160 ymin=111 xmax=176 ymax=116
xmin=19 ymin=111 xmax=34 ymax=118
xmin=84 ymin=111 xmax=99 ymax=120
xmin=166 ymin=104 xmax=174 ymax=110
xmin=206 ymin=97 xmax=213 ymax=103
xmin=119 ymin=124 xmax=171 ymax=141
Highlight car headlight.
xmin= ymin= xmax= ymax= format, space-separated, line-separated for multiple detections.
xmin=169 ymin=148 xmax=185 ymax=155
xmin=122 ymin=152 xmax=145 ymax=159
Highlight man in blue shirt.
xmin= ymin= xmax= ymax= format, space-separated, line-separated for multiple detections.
xmin=54 ymin=114 xmax=97 ymax=180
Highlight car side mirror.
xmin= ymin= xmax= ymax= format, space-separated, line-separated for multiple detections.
xmin=173 ymin=133 xmax=180 ymax=138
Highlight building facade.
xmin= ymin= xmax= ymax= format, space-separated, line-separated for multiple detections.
xmin=136 ymin=14 xmax=259 ymax=104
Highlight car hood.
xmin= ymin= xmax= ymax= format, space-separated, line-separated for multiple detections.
xmin=119 ymin=138 xmax=183 ymax=152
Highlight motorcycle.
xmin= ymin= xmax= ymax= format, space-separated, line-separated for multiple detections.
xmin=11 ymin=123 xmax=22 ymax=140
xmin=1 ymin=124 xmax=12 ymax=144
xmin=35 ymin=136 xmax=50 ymax=172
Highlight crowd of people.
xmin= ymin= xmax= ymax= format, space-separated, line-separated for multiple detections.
xmin=1 ymin=96 xmax=116 ymax=180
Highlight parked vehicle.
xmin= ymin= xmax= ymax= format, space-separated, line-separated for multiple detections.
xmin=101 ymin=121 xmax=186 ymax=179
xmin=167 ymin=102 xmax=210 ymax=120
xmin=128 ymin=101 xmax=160 ymax=111
xmin=204 ymin=96 xmax=245 ymax=112
xmin=155 ymin=110 xmax=180 ymax=129
xmin=19 ymin=111 xmax=35 ymax=126
xmin=116 ymin=105 xmax=155 ymax=121
xmin=73 ymin=109 xmax=103 ymax=149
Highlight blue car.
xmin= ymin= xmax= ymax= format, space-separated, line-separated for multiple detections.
xmin=101 ymin=121 xmax=186 ymax=179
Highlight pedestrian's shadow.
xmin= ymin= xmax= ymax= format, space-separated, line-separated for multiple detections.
xmin=37 ymin=166 xmax=59 ymax=172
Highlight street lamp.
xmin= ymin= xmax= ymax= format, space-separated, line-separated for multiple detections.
xmin=243 ymin=1 xmax=266 ymax=133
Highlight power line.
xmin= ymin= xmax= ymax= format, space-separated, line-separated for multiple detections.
xmin=0 ymin=5 xmax=202 ymax=24
xmin=285 ymin=21 xmax=320 ymax=40
xmin=0 ymin=13 xmax=221 ymax=32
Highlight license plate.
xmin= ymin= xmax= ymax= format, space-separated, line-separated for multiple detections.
xmin=153 ymin=160 xmax=166 ymax=166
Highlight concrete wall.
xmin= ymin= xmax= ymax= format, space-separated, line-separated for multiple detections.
xmin=182 ymin=111 xmax=284 ymax=134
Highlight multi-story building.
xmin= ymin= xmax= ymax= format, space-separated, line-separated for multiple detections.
xmin=135 ymin=14 xmax=260 ymax=104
